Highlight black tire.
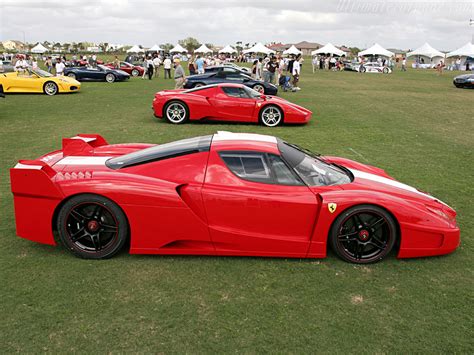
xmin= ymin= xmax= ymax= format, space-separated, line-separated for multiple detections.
xmin=360 ymin=66 xmax=366 ymax=73
xmin=163 ymin=100 xmax=189 ymax=124
xmin=131 ymin=69 xmax=140 ymax=77
xmin=57 ymin=194 xmax=128 ymax=259
xmin=67 ymin=72 xmax=76 ymax=79
xmin=259 ymin=105 xmax=283 ymax=127
xmin=105 ymin=73 xmax=116 ymax=83
xmin=383 ymin=67 xmax=389 ymax=74
xmin=43 ymin=81 xmax=58 ymax=96
xmin=454 ymin=83 xmax=463 ymax=88
xmin=329 ymin=204 xmax=397 ymax=264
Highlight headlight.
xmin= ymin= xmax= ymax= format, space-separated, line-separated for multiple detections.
xmin=425 ymin=205 xmax=453 ymax=222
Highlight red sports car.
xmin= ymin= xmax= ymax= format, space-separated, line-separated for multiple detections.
xmin=152 ymin=83 xmax=312 ymax=127
xmin=104 ymin=61 xmax=144 ymax=77
xmin=10 ymin=132 xmax=460 ymax=263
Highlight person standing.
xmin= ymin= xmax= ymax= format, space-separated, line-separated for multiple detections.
xmin=312 ymin=55 xmax=318 ymax=73
xmin=188 ymin=57 xmax=196 ymax=75
xmin=153 ymin=55 xmax=161 ymax=77
xmin=266 ymin=57 xmax=278 ymax=84
xmin=256 ymin=58 xmax=263 ymax=80
xmin=195 ymin=55 xmax=205 ymax=74
xmin=55 ymin=58 xmax=65 ymax=76
xmin=173 ymin=59 xmax=186 ymax=89
xmin=146 ymin=56 xmax=154 ymax=80
xmin=163 ymin=56 xmax=172 ymax=79
xmin=113 ymin=55 xmax=120 ymax=69
xmin=401 ymin=57 xmax=407 ymax=71
xmin=14 ymin=55 xmax=28 ymax=73
xmin=45 ymin=56 xmax=53 ymax=73
xmin=436 ymin=61 xmax=445 ymax=76
xmin=292 ymin=55 xmax=301 ymax=90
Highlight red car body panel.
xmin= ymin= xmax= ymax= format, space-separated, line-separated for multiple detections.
xmin=104 ymin=62 xmax=144 ymax=76
xmin=152 ymin=84 xmax=312 ymax=124
xmin=10 ymin=133 xmax=460 ymax=259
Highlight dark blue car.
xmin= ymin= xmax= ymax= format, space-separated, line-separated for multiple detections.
xmin=64 ymin=65 xmax=130 ymax=83
xmin=184 ymin=67 xmax=278 ymax=95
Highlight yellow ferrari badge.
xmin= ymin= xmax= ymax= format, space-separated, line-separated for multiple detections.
xmin=328 ymin=203 xmax=337 ymax=213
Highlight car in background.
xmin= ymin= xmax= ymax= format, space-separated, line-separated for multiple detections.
xmin=11 ymin=132 xmax=460 ymax=263
xmin=453 ymin=73 xmax=474 ymax=88
xmin=0 ymin=68 xmax=80 ymax=95
xmin=185 ymin=67 xmax=278 ymax=95
xmin=153 ymin=83 xmax=312 ymax=127
xmin=64 ymin=65 xmax=130 ymax=83
xmin=355 ymin=62 xmax=392 ymax=74
xmin=104 ymin=61 xmax=144 ymax=77
xmin=205 ymin=63 xmax=251 ymax=75
xmin=0 ymin=60 xmax=15 ymax=73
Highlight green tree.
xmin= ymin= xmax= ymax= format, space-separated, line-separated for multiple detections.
xmin=99 ymin=42 xmax=109 ymax=53
xmin=178 ymin=37 xmax=200 ymax=52
xmin=161 ymin=43 xmax=174 ymax=52
xmin=235 ymin=41 xmax=243 ymax=53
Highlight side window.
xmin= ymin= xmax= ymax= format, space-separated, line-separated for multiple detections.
xmin=221 ymin=86 xmax=241 ymax=98
xmin=220 ymin=153 xmax=271 ymax=183
xmin=219 ymin=152 xmax=303 ymax=185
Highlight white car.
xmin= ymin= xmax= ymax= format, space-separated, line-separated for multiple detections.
xmin=356 ymin=62 xmax=392 ymax=74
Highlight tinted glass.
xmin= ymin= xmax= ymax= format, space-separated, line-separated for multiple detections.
xmin=222 ymin=86 xmax=241 ymax=98
xmin=107 ymin=135 xmax=212 ymax=169
xmin=268 ymin=154 xmax=302 ymax=185
xmin=220 ymin=153 xmax=271 ymax=182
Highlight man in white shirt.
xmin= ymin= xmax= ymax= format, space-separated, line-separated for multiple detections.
xmin=153 ymin=56 xmax=161 ymax=78
xmin=14 ymin=56 xmax=28 ymax=73
xmin=163 ymin=57 xmax=172 ymax=79
xmin=55 ymin=58 xmax=65 ymax=76
xmin=292 ymin=56 xmax=301 ymax=90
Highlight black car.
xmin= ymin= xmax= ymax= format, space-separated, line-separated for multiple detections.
xmin=185 ymin=67 xmax=278 ymax=95
xmin=204 ymin=64 xmax=251 ymax=75
xmin=63 ymin=65 xmax=130 ymax=83
xmin=453 ymin=73 xmax=474 ymax=88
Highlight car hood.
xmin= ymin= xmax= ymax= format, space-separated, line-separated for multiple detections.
xmin=187 ymin=73 xmax=215 ymax=80
xmin=454 ymin=74 xmax=473 ymax=80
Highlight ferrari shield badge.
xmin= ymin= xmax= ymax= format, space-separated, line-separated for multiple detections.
xmin=328 ymin=203 xmax=337 ymax=213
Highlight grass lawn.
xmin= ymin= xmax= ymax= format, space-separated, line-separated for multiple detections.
xmin=0 ymin=63 xmax=473 ymax=353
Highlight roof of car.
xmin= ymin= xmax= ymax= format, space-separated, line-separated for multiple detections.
xmin=213 ymin=131 xmax=277 ymax=143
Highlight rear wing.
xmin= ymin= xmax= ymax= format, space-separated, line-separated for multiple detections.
xmin=10 ymin=160 xmax=62 ymax=198
xmin=62 ymin=134 xmax=108 ymax=156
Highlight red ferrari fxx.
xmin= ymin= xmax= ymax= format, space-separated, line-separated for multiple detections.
xmin=10 ymin=132 xmax=460 ymax=263
xmin=152 ymin=83 xmax=312 ymax=127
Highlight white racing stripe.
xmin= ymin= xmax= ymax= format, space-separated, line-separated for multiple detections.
xmin=213 ymin=131 xmax=277 ymax=143
xmin=14 ymin=163 xmax=43 ymax=170
xmin=349 ymin=168 xmax=448 ymax=206
xmin=58 ymin=156 xmax=111 ymax=165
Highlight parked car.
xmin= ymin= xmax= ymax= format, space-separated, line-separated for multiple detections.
xmin=11 ymin=132 xmax=459 ymax=263
xmin=104 ymin=61 xmax=144 ymax=77
xmin=205 ymin=63 xmax=251 ymax=75
xmin=0 ymin=60 xmax=15 ymax=73
xmin=453 ymin=73 xmax=474 ymax=88
xmin=153 ymin=83 xmax=311 ymax=127
xmin=185 ymin=67 xmax=278 ymax=95
xmin=355 ymin=62 xmax=392 ymax=74
xmin=63 ymin=65 xmax=130 ymax=83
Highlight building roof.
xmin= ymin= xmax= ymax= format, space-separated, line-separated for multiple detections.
xmin=293 ymin=41 xmax=321 ymax=49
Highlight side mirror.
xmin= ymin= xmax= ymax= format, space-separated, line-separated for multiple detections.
xmin=260 ymin=94 xmax=267 ymax=100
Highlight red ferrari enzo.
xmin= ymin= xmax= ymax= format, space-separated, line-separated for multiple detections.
xmin=104 ymin=61 xmax=144 ymax=77
xmin=10 ymin=132 xmax=459 ymax=263
xmin=152 ymin=83 xmax=312 ymax=127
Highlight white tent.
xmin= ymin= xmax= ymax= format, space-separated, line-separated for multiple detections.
xmin=407 ymin=42 xmax=445 ymax=68
xmin=31 ymin=43 xmax=49 ymax=54
xmin=170 ymin=44 xmax=188 ymax=53
xmin=447 ymin=42 xmax=474 ymax=58
xmin=242 ymin=42 xmax=275 ymax=55
xmin=219 ymin=45 xmax=237 ymax=54
xmin=358 ymin=43 xmax=394 ymax=58
xmin=126 ymin=45 xmax=144 ymax=53
xmin=149 ymin=44 xmax=163 ymax=51
xmin=311 ymin=43 xmax=345 ymax=56
xmin=194 ymin=44 xmax=213 ymax=54
xmin=283 ymin=45 xmax=302 ymax=56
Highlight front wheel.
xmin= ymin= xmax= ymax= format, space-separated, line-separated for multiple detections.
xmin=383 ymin=67 xmax=389 ymax=74
xmin=131 ymin=69 xmax=139 ymax=77
xmin=164 ymin=100 xmax=189 ymax=124
xmin=57 ymin=194 xmax=129 ymax=259
xmin=105 ymin=73 xmax=116 ymax=83
xmin=329 ymin=205 xmax=397 ymax=264
xmin=43 ymin=81 xmax=58 ymax=96
xmin=260 ymin=105 xmax=283 ymax=127
xmin=67 ymin=72 xmax=76 ymax=79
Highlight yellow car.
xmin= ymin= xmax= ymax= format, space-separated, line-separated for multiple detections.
xmin=0 ymin=68 xmax=81 ymax=96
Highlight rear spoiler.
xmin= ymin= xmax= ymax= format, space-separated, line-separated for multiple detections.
xmin=11 ymin=160 xmax=62 ymax=198
xmin=62 ymin=134 xmax=108 ymax=156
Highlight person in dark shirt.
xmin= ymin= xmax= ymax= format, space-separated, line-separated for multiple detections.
xmin=266 ymin=56 xmax=278 ymax=84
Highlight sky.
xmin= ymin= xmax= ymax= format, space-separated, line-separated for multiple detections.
xmin=1 ymin=0 xmax=473 ymax=51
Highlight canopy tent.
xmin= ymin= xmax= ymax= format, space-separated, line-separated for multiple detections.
xmin=311 ymin=42 xmax=344 ymax=56
xmin=219 ymin=45 xmax=237 ymax=54
xmin=407 ymin=42 xmax=445 ymax=68
xmin=283 ymin=45 xmax=302 ymax=56
xmin=31 ymin=43 xmax=49 ymax=54
xmin=170 ymin=44 xmax=188 ymax=53
xmin=149 ymin=44 xmax=163 ymax=51
xmin=242 ymin=42 xmax=275 ymax=55
xmin=126 ymin=45 xmax=144 ymax=53
xmin=358 ymin=43 xmax=394 ymax=58
xmin=446 ymin=42 xmax=474 ymax=58
xmin=194 ymin=44 xmax=213 ymax=54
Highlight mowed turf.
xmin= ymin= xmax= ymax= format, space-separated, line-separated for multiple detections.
xmin=0 ymin=63 xmax=473 ymax=353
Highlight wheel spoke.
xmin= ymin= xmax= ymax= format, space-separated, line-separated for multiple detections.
xmin=101 ymin=223 xmax=118 ymax=233
xmin=338 ymin=230 xmax=358 ymax=241
xmin=70 ymin=228 xmax=87 ymax=242
xmin=370 ymin=217 xmax=386 ymax=231
xmin=352 ymin=214 xmax=363 ymax=227
xmin=90 ymin=234 xmax=101 ymax=251
xmin=91 ymin=204 xmax=102 ymax=219
xmin=70 ymin=209 xmax=87 ymax=221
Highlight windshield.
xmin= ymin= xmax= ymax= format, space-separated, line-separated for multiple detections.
xmin=278 ymin=141 xmax=352 ymax=186
xmin=242 ymin=85 xmax=262 ymax=98
xmin=97 ymin=64 xmax=109 ymax=71
xmin=31 ymin=68 xmax=53 ymax=77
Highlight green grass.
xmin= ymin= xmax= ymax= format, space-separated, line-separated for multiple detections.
xmin=0 ymin=64 xmax=473 ymax=353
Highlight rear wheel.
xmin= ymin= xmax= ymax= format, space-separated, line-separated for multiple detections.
xmin=164 ymin=100 xmax=189 ymax=124
xmin=253 ymin=84 xmax=265 ymax=93
xmin=43 ymin=81 xmax=58 ymax=96
xmin=360 ymin=66 xmax=366 ymax=73
xmin=383 ymin=67 xmax=389 ymax=74
xmin=131 ymin=69 xmax=140 ymax=77
xmin=57 ymin=194 xmax=128 ymax=259
xmin=105 ymin=73 xmax=116 ymax=83
xmin=67 ymin=72 xmax=76 ymax=79
xmin=260 ymin=105 xmax=283 ymax=127
xmin=329 ymin=205 xmax=397 ymax=264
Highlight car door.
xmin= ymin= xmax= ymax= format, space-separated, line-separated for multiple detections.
xmin=202 ymin=148 xmax=319 ymax=257
xmin=4 ymin=72 xmax=42 ymax=93
xmin=207 ymin=86 xmax=256 ymax=121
